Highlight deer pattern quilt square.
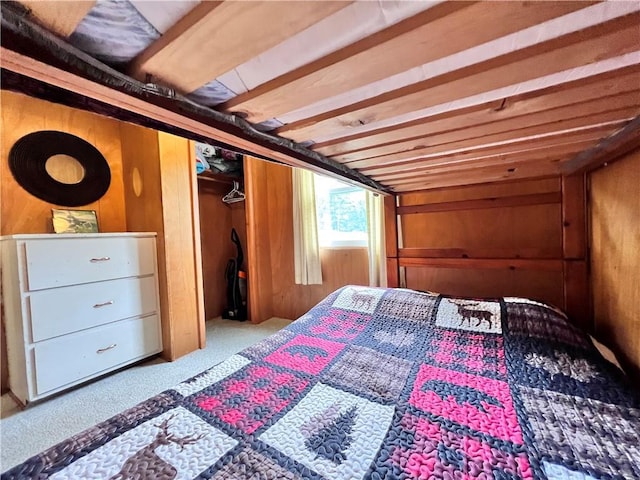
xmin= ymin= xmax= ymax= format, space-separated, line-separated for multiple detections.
xmin=3 ymin=287 xmax=639 ymax=480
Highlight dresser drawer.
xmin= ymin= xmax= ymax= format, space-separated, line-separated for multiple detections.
xmin=29 ymin=276 xmax=158 ymax=342
xmin=24 ymin=236 xmax=155 ymax=291
xmin=33 ymin=315 xmax=161 ymax=395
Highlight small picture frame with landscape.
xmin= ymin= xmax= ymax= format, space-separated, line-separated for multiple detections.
xmin=52 ymin=209 xmax=99 ymax=234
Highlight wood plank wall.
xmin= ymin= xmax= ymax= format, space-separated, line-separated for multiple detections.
xmin=120 ymin=124 xmax=204 ymax=360
xmin=387 ymin=176 xmax=591 ymax=329
xmin=1 ymin=91 xmax=127 ymax=393
xmin=590 ymin=149 xmax=640 ymax=378
xmin=245 ymin=157 xmax=370 ymax=322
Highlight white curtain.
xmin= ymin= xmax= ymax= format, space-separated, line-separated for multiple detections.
xmin=292 ymin=168 xmax=323 ymax=285
xmin=366 ymin=191 xmax=387 ymax=287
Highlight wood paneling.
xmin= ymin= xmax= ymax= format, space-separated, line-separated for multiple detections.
xmin=590 ymin=148 xmax=640 ymax=378
xmin=400 ymin=205 xmax=562 ymax=254
xmin=0 ymin=91 xmax=126 ymax=235
xmin=394 ymin=176 xmax=589 ymax=321
xmin=244 ymin=157 xmax=275 ymax=323
xmin=398 ymin=192 xmax=561 ymax=214
xmin=245 ymin=158 xmax=370 ymax=321
xmin=157 ymin=132 xmax=203 ymax=356
xmin=406 ymin=267 xmax=564 ymax=308
xmin=399 ymin=178 xmax=561 ymax=205
xmin=120 ymin=124 xmax=204 ymax=360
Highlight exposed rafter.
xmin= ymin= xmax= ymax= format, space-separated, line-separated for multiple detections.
xmin=19 ymin=0 xmax=94 ymax=37
xmin=128 ymin=1 xmax=350 ymax=93
xmin=221 ymin=1 xmax=592 ymax=123
xmin=313 ymin=67 xmax=640 ymax=157
xmin=277 ymin=13 xmax=640 ymax=142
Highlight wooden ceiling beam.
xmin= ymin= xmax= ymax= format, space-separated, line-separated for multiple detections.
xmin=561 ymin=115 xmax=640 ymax=174
xmin=221 ymin=1 xmax=592 ymax=123
xmin=277 ymin=13 xmax=640 ymax=142
xmin=362 ymin=139 xmax=600 ymax=177
xmin=386 ymin=157 xmax=570 ymax=186
xmin=19 ymin=0 xmax=95 ymax=37
xmin=390 ymin=164 xmax=562 ymax=192
xmin=333 ymin=104 xmax=639 ymax=163
xmin=372 ymin=148 xmax=589 ymax=182
xmin=313 ymin=68 xmax=640 ymax=156
xmin=347 ymin=123 xmax=624 ymax=170
xmin=128 ymin=1 xmax=350 ymax=92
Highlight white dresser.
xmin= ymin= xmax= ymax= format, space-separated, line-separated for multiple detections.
xmin=1 ymin=233 xmax=162 ymax=405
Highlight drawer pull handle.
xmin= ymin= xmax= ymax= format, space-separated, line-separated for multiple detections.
xmin=97 ymin=344 xmax=117 ymax=354
xmin=93 ymin=301 xmax=114 ymax=308
xmin=90 ymin=257 xmax=111 ymax=263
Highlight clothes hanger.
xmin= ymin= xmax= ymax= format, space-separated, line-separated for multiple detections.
xmin=222 ymin=180 xmax=245 ymax=204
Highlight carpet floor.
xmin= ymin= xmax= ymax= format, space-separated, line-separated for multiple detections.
xmin=0 ymin=316 xmax=291 ymax=471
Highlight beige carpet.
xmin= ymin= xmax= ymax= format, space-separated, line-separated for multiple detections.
xmin=0 ymin=316 xmax=291 ymax=472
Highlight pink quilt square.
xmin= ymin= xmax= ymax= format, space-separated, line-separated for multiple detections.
xmin=409 ymin=364 xmax=522 ymax=443
xmin=309 ymin=309 xmax=370 ymax=341
xmin=265 ymin=335 xmax=345 ymax=375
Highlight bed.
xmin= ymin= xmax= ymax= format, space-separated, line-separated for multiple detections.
xmin=3 ymin=286 xmax=639 ymax=479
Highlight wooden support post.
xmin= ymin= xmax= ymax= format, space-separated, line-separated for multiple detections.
xmin=562 ymin=174 xmax=587 ymax=259
xmin=384 ymin=195 xmax=399 ymax=287
xmin=563 ymin=260 xmax=591 ymax=332
xmin=561 ymin=173 xmax=591 ymax=330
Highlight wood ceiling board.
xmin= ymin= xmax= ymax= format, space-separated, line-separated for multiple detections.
xmin=277 ymin=14 xmax=640 ymax=142
xmin=398 ymin=177 xmax=561 ymax=205
xmin=386 ymin=160 xmax=566 ymax=189
xmin=389 ymin=164 xmax=566 ymax=192
xmin=20 ymin=0 xmax=95 ymax=37
xmin=347 ymin=123 xmax=624 ymax=170
xmin=332 ymin=104 xmax=639 ymax=163
xmin=362 ymin=139 xmax=601 ymax=177
xmin=373 ymin=153 xmax=579 ymax=183
xmin=221 ymin=1 xmax=592 ymax=123
xmin=313 ymin=69 xmax=640 ymax=156
xmin=128 ymin=1 xmax=350 ymax=92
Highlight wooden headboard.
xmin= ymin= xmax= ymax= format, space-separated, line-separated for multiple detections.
xmin=385 ymin=176 xmax=591 ymax=332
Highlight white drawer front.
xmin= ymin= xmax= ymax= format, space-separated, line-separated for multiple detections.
xmin=29 ymin=276 xmax=158 ymax=342
xmin=24 ymin=237 xmax=155 ymax=290
xmin=33 ymin=315 xmax=161 ymax=395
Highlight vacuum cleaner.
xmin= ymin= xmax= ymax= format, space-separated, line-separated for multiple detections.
xmin=223 ymin=228 xmax=247 ymax=321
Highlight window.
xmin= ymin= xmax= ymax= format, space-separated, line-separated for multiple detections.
xmin=314 ymin=174 xmax=367 ymax=247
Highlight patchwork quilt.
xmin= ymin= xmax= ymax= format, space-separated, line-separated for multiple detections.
xmin=3 ymin=286 xmax=639 ymax=480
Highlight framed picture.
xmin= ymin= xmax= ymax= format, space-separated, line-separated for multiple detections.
xmin=52 ymin=209 xmax=99 ymax=234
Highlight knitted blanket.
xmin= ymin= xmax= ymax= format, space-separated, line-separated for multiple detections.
xmin=3 ymin=286 xmax=638 ymax=479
